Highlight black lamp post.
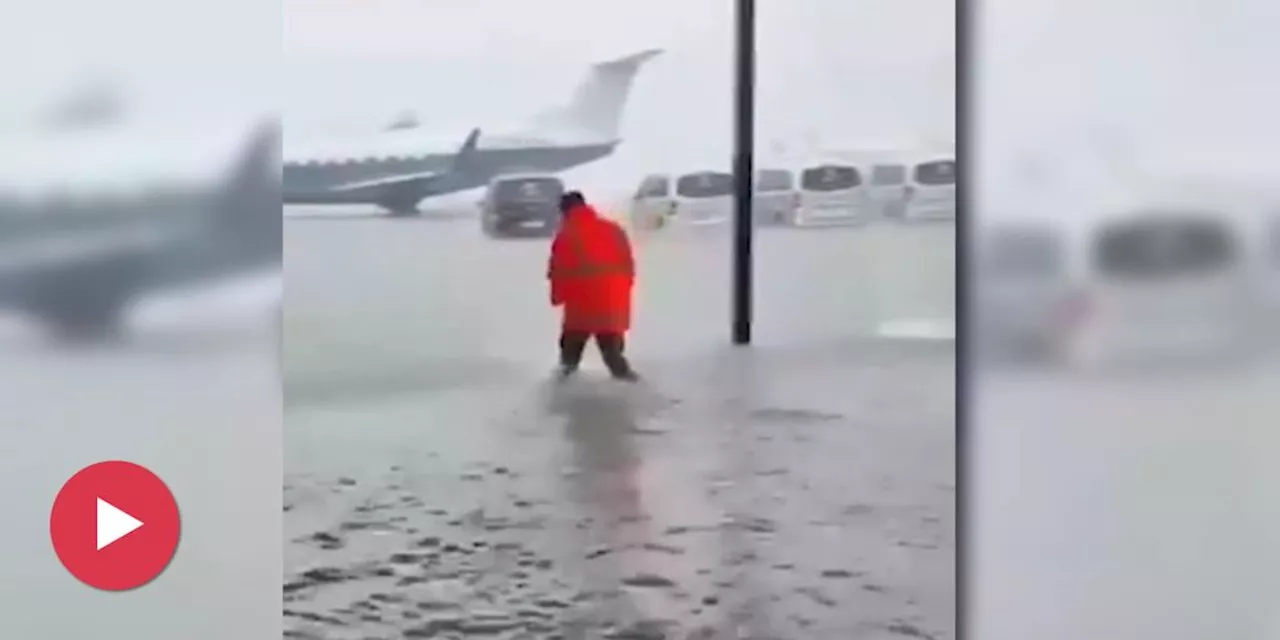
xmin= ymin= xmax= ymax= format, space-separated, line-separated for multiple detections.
xmin=731 ymin=0 xmax=756 ymax=345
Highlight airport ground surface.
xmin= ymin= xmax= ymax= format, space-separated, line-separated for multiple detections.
xmin=282 ymin=208 xmax=956 ymax=640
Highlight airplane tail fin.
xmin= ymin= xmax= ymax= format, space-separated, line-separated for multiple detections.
xmin=451 ymin=128 xmax=482 ymax=170
xmin=532 ymin=49 xmax=662 ymax=141
xmin=208 ymin=118 xmax=281 ymax=266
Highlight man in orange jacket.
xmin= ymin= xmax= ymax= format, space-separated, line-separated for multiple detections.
xmin=547 ymin=191 xmax=639 ymax=381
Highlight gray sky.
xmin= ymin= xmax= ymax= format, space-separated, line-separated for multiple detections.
xmin=977 ymin=0 xmax=1280 ymax=196
xmin=284 ymin=0 xmax=954 ymax=188
xmin=7 ymin=0 xmax=1276 ymax=183
xmin=0 ymin=0 xmax=275 ymax=127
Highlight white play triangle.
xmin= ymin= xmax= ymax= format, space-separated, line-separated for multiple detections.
xmin=96 ymin=498 xmax=143 ymax=551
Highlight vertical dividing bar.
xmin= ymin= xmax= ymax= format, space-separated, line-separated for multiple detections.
xmin=731 ymin=0 xmax=756 ymax=345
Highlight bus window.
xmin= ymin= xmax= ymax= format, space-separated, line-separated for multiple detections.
xmin=800 ymin=165 xmax=861 ymax=191
xmin=1092 ymin=215 xmax=1237 ymax=279
xmin=755 ymin=169 xmax=793 ymax=192
xmin=635 ymin=175 xmax=670 ymax=199
xmin=913 ymin=160 xmax=955 ymax=185
xmin=870 ymin=164 xmax=907 ymax=186
xmin=982 ymin=229 xmax=1063 ymax=278
xmin=676 ymin=172 xmax=734 ymax=198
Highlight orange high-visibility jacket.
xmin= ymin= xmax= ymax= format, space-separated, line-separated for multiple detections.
xmin=547 ymin=204 xmax=635 ymax=333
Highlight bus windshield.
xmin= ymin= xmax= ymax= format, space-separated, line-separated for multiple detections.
xmin=677 ymin=172 xmax=734 ymax=198
xmin=1093 ymin=215 xmax=1237 ymax=278
xmin=755 ymin=169 xmax=793 ymax=192
xmin=982 ymin=229 xmax=1063 ymax=278
xmin=800 ymin=165 xmax=861 ymax=191
xmin=870 ymin=164 xmax=907 ymax=186
xmin=913 ymin=160 xmax=955 ymax=186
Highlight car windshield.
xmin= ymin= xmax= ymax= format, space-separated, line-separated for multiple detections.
xmin=492 ymin=177 xmax=563 ymax=202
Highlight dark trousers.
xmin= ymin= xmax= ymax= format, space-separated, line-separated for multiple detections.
xmin=559 ymin=330 xmax=634 ymax=377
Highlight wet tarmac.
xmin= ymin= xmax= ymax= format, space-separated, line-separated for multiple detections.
xmin=284 ymin=210 xmax=956 ymax=639
xmin=0 ymin=274 xmax=281 ymax=639
xmin=973 ymin=364 xmax=1280 ymax=640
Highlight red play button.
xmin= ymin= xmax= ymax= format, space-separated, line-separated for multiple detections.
xmin=50 ymin=461 xmax=181 ymax=591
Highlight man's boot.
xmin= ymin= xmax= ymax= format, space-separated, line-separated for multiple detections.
xmin=558 ymin=331 xmax=588 ymax=380
xmin=597 ymin=333 xmax=639 ymax=382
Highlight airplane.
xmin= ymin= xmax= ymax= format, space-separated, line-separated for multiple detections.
xmin=0 ymin=117 xmax=280 ymax=341
xmin=282 ymin=48 xmax=663 ymax=216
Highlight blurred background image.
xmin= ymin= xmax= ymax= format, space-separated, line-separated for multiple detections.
xmin=972 ymin=0 xmax=1280 ymax=638
xmin=0 ymin=0 xmax=280 ymax=637
xmin=5 ymin=0 xmax=1280 ymax=636
xmin=283 ymin=0 xmax=954 ymax=638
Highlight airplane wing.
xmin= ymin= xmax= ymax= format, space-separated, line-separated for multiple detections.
xmin=329 ymin=168 xmax=444 ymax=193
xmin=0 ymin=226 xmax=176 ymax=278
xmin=328 ymin=128 xmax=481 ymax=194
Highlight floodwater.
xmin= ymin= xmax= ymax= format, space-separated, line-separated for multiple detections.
xmin=0 ymin=274 xmax=281 ymax=640
xmin=973 ymin=364 xmax=1280 ymax=640
xmin=284 ymin=209 xmax=956 ymax=639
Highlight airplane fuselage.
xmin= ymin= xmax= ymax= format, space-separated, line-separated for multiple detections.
xmin=0 ymin=121 xmax=280 ymax=340
xmin=281 ymin=141 xmax=617 ymax=207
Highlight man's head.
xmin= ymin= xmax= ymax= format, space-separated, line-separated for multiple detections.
xmin=559 ymin=190 xmax=586 ymax=215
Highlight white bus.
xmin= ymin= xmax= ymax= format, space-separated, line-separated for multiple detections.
xmin=975 ymin=219 xmax=1073 ymax=361
xmin=905 ymin=158 xmax=956 ymax=221
xmin=977 ymin=185 xmax=1275 ymax=369
xmin=1059 ymin=206 xmax=1257 ymax=368
xmin=753 ymin=168 xmax=797 ymax=225
xmin=794 ymin=163 xmax=869 ymax=226
xmin=630 ymin=170 xmax=733 ymax=230
xmin=866 ymin=163 xmax=910 ymax=220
